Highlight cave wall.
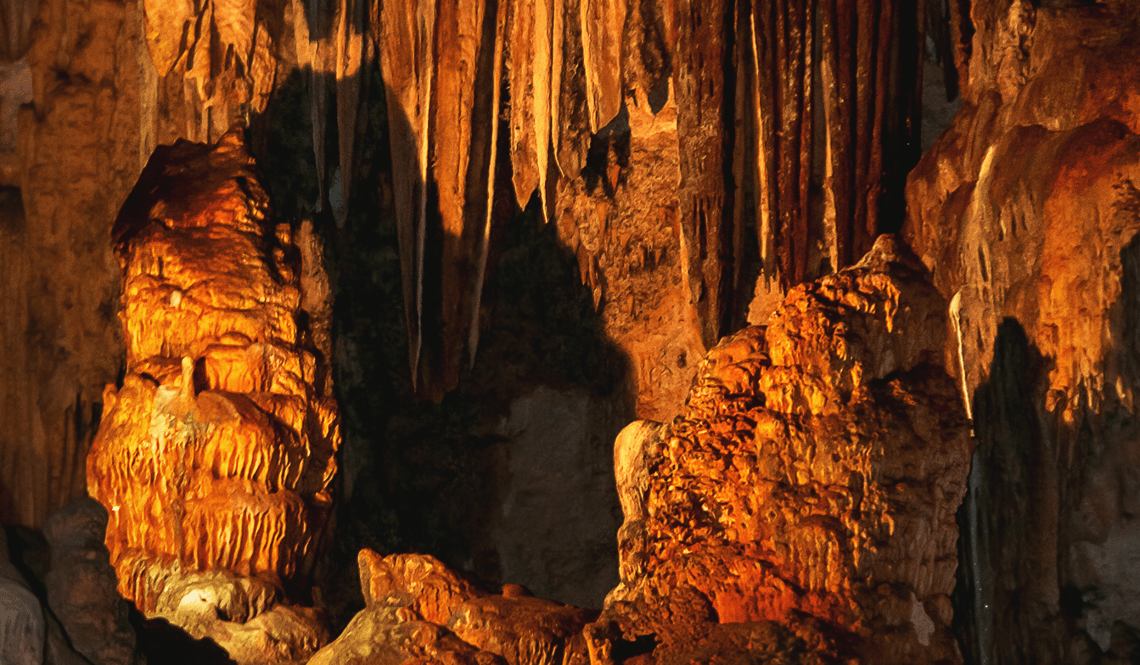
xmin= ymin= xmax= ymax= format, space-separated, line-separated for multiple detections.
xmin=8 ymin=0 xmax=1140 ymax=660
xmin=0 ymin=0 xmax=927 ymax=622
xmin=905 ymin=1 xmax=1140 ymax=662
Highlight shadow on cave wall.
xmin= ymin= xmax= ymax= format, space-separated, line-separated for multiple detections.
xmin=954 ymin=226 xmax=1140 ymax=664
xmin=250 ymin=58 xmax=631 ymax=630
xmin=953 ymin=318 xmax=1052 ymax=665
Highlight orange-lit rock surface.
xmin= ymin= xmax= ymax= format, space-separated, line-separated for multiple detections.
xmin=596 ymin=236 xmax=973 ymax=664
xmin=904 ymin=3 xmax=1140 ymax=662
xmin=310 ymin=550 xmax=597 ymax=665
xmin=85 ymin=129 xmax=338 ymax=660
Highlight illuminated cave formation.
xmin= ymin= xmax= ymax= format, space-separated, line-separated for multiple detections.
xmin=3 ymin=0 xmax=1140 ymax=664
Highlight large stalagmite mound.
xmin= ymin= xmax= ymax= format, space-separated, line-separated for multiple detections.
xmin=595 ymin=236 xmax=974 ymax=664
xmin=86 ymin=129 xmax=338 ymax=662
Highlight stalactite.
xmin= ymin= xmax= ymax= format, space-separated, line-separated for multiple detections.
xmin=672 ymin=0 xmax=731 ymax=347
xmin=820 ymin=0 xmax=854 ymax=270
xmin=310 ymin=0 xmax=333 ymax=209
xmin=579 ymin=0 xmax=626 ymax=133
xmin=131 ymin=0 xmax=922 ymax=404
xmin=336 ymin=0 xmax=367 ymax=212
xmin=378 ymin=0 xmax=503 ymax=398
xmin=553 ymin=0 xmax=591 ymax=180
xmin=946 ymin=0 xmax=971 ymax=99
xmin=377 ymin=0 xmax=434 ymax=389
xmin=468 ymin=0 xmax=508 ymax=368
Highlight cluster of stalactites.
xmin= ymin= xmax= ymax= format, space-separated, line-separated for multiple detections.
xmin=368 ymin=0 xmax=943 ymax=397
xmin=134 ymin=0 xmax=952 ymax=399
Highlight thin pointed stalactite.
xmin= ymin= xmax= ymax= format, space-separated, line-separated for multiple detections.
xmin=311 ymin=0 xmax=332 ymax=209
xmin=468 ymin=0 xmax=508 ymax=368
xmin=336 ymin=0 xmax=366 ymax=210
xmin=377 ymin=0 xmax=435 ymax=388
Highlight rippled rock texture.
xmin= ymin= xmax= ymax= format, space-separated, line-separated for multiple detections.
xmin=595 ymin=236 xmax=973 ymax=664
xmin=86 ymin=129 xmax=338 ymax=662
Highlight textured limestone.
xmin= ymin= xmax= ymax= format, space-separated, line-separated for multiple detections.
xmin=43 ymin=498 xmax=143 ymax=665
xmin=904 ymin=2 xmax=1140 ymax=662
xmin=85 ymin=129 xmax=338 ymax=662
xmin=0 ymin=0 xmax=140 ymax=528
xmin=0 ymin=527 xmax=91 ymax=665
xmin=594 ymin=236 xmax=973 ymax=664
xmin=311 ymin=550 xmax=597 ymax=665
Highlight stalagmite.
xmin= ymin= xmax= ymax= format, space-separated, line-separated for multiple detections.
xmin=86 ymin=130 xmax=337 ymax=662
xmin=592 ymin=236 xmax=973 ymax=663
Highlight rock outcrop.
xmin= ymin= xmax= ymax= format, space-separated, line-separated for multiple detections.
xmin=310 ymin=550 xmax=597 ymax=665
xmin=43 ymin=498 xmax=143 ymax=665
xmin=905 ymin=2 xmax=1140 ymax=662
xmin=85 ymin=129 xmax=338 ymax=663
xmin=595 ymin=236 xmax=973 ymax=663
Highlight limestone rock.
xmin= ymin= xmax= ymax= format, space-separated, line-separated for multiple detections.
xmin=312 ymin=549 xmax=597 ymax=665
xmin=595 ymin=236 xmax=973 ymax=664
xmin=0 ymin=572 xmax=44 ymax=665
xmin=43 ymin=498 xmax=143 ymax=665
xmin=85 ymin=129 xmax=338 ymax=662
xmin=0 ymin=527 xmax=91 ymax=665
xmin=904 ymin=3 xmax=1140 ymax=662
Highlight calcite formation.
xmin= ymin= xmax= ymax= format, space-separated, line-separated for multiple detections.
xmin=86 ymin=129 xmax=339 ymax=638
xmin=310 ymin=550 xmax=597 ymax=665
xmin=596 ymin=236 xmax=973 ymax=663
xmin=905 ymin=2 xmax=1140 ymax=661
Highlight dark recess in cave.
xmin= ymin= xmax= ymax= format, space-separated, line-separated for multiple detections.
xmin=251 ymin=60 xmax=629 ymax=629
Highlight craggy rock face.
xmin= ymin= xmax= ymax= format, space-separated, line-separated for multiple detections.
xmin=597 ymin=236 xmax=973 ymax=664
xmin=309 ymin=550 xmax=598 ymax=665
xmin=86 ymin=130 xmax=339 ymax=624
xmin=905 ymin=2 xmax=1140 ymax=662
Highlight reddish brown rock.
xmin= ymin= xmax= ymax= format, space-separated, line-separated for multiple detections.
xmin=86 ymin=130 xmax=338 ymax=662
xmin=313 ymin=550 xmax=597 ymax=665
xmin=904 ymin=3 xmax=1140 ymax=662
xmin=595 ymin=236 xmax=973 ymax=664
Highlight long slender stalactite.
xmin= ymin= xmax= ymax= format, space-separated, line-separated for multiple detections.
xmin=0 ymin=0 xmax=925 ymax=520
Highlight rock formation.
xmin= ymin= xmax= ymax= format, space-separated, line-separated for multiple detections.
xmin=905 ymin=2 xmax=1140 ymax=662
xmin=310 ymin=550 xmax=597 ymax=665
xmin=595 ymin=236 xmax=973 ymax=663
xmin=43 ymin=498 xmax=143 ymax=665
xmin=85 ymin=129 xmax=338 ymax=662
